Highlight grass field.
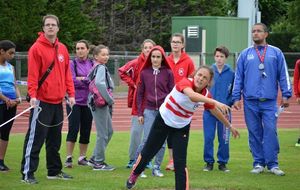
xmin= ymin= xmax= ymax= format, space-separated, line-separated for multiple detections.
xmin=1 ymin=129 xmax=299 ymax=190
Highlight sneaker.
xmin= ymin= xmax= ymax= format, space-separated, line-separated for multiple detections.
xmin=87 ymin=157 xmax=96 ymax=167
xmin=250 ymin=165 xmax=264 ymax=174
xmin=218 ymin=164 xmax=230 ymax=172
xmin=93 ymin=162 xmax=115 ymax=171
xmin=0 ymin=163 xmax=9 ymax=172
xmin=47 ymin=171 xmax=73 ymax=180
xmin=140 ymin=172 xmax=147 ymax=178
xmin=152 ymin=168 xmax=164 ymax=177
xmin=78 ymin=157 xmax=89 ymax=166
xmin=21 ymin=177 xmax=38 ymax=184
xmin=126 ymin=160 xmax=135 ymax=168
xmin=146 ymin=162 xmax=152 ymax=169
xmin=64 ymin=157 xmax=73 ymax=168
xmin=203 ymin=163 xmax=213 ymax=172
xmin=126 ymin=172 xmax=139 ymax=189
xmin=165 ymin=159 xmax=174 ymax=171
xmin=295 ymin=138 xmax=300 ymax=147
xmin=269 ymin=167 xmax=285 ymax=176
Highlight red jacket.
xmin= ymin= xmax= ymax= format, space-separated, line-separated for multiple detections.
xmin=27 ymin=32 xmax=75 ymax=104
xmin=294 ymin=59 xmax=300 ymax=97
xmin=167 ymin=52 xmax=195 ymax=83
xmin=118 ymin=53 xmax=145 ymax=115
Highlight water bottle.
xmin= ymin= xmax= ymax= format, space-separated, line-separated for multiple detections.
xmin=224 ymin=126 xmax=230 ymax=144
xmin=275 ymin=106 xmax=284 ymax=117
xmin=16 ymin=80 xmax=28 ymax=85
xmin=224 ymin=113 xmax=231 ymax=144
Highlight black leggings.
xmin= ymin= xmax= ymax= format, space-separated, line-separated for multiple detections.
xmin=167 ymin=135 xmax=173 ymax=149
xmin=66 ymin=104 xmax=93 ymax=144
xmin=133 ymin=113 xmax=190 ymax=190
xmin=0 ymin=104 xmax=17 ymax=141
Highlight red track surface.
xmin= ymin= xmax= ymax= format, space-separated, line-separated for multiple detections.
xmin=10 ymin=96 xmax=300 ymax=133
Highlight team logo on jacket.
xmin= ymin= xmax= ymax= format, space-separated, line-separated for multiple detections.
xmin=247 ymin=54 xmax=254 ymax=60
xmin=58 ymin=54 xmax=65 ymax=62
xmin=178 ymin=68 xmax=184 ymax=76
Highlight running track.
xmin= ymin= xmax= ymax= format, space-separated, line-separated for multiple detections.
xmin=10 ymin=96 xmax=300 ymax=133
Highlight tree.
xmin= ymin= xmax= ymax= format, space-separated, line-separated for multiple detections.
xmin=258 ymin=0 xmax=289 ymax=29
xmin=2 ymin=0 xmax=295 ymax=51
xmin=45 ymin=0 xmax=99 ymax=50
xmin=287 ymin=0 xmax=300 ymax=51
xmin=270 ymin=0 xmax=300 ymax=51
xmin=0 ymin=0 xmax=99 ymax=51
xmin=0 ymin=0 xmax=47 ymax=50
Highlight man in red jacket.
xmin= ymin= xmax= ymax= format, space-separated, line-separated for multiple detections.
xmin=20 ymin=14 xmax=75 ymax=184
xmin=118 ymin=39 xmax=155 ymax=169
xmin=293 ymin=59 xmax=300 ymax=146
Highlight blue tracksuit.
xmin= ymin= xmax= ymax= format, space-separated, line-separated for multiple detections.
xmin=203 ymin=64 xmax=234 ymax=164
xmin=232 ymin=45 xmax=292 ymax=169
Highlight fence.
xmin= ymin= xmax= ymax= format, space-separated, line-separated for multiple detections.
xmin=12 ymin=51 xmax=139 ymax=86
xmin=11 ymin=51 xmax=300 ymax=85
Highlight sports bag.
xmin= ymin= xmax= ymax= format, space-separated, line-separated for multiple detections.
xmin=89 ymin=79 xmax=113 ymax=107
xmin=88 ymin=65 xmax=113 ymax=107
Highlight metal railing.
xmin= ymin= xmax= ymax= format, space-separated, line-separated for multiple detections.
xmin=11 ymin=51 xmax=300 ymax=85
xmin=12 ymin=52 xmax=139 ymax=86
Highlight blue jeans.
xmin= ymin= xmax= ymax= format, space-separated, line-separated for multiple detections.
xmin=135 ymin=109 xmax=166 ymax=168
xmin=128 ymin=116 xmax=143 ymax=161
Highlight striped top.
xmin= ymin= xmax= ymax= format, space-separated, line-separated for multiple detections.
xmin=159 ymin=78 xmax=214 ymax=129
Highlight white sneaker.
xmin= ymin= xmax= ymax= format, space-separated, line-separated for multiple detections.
xmin=250 ymin=165 xmax=264 ymax=174
xmin=269 ymin=167 xmax=285 ymax=176
xmin=140 ymin=172 xmax=147 ymax=178
xmin=152 ymin=169 xmax=164 ymax=177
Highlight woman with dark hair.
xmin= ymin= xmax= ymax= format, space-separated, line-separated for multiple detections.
xmin=64 ymin=40 xmax=94 ymax=168
xmin=135 ymin=45 xmax=174 ymax=177
xmin=0 ymin=40 xmax=21 ymax=172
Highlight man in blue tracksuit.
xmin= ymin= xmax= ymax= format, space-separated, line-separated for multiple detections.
xmin=232 ymin=23 xmax=292 ymax=176
xmin=203 ymin=46 xmax=235 ymax=172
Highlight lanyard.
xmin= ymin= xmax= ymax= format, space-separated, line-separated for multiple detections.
xmin=255 ymin=45 xmax=268 ymax=64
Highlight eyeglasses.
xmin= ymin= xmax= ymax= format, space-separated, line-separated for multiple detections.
xmin=44 ymin=23 xmax=58 ymax=28
xmin=252 ymin=29 xmax=265 ymax=33
xmin=171 ymin=41 xmax=183 ymax=44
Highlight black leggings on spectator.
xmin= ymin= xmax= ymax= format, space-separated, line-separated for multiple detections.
xmin=0 ymin=104 xmax=17 ymax=141
xmin=66 ymin=104 xmax=93 ymax=144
